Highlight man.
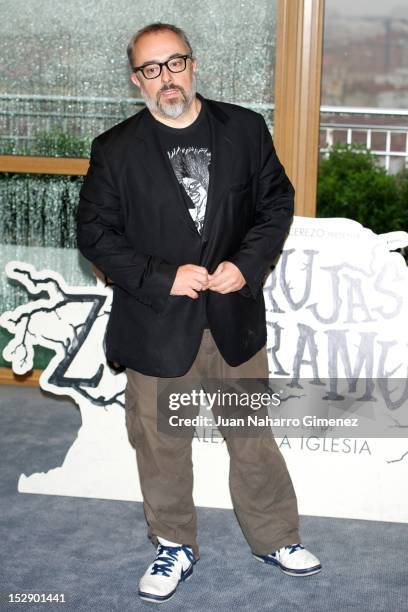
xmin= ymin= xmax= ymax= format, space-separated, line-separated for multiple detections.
xmin=77 ymin=22 xmax=321 ymax=604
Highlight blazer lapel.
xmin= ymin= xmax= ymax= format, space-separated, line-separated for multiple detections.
xmin=130 ymin=109 xmax=199 ymax=237
xmin=201 ymin=97 xmax=235 ymax=242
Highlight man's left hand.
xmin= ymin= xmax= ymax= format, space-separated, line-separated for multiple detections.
xmin=208 ymin=261 xmax=246 ymax=294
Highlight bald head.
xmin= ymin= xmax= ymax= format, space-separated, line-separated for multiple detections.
xmin=127 ymin=22 xmax=193 ymax=68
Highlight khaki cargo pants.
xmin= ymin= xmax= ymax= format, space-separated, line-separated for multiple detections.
xmin=125 ymin=329 xmax=300 ymax=560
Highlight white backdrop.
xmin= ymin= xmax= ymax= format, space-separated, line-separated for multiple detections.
xmin=1 ymin=216 xmax=408 ymax=523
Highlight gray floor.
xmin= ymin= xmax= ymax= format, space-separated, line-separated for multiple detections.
xmin=1 ymin=385 xmax=407 ymax=612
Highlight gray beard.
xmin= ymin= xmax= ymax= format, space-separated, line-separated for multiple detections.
xmin=141 ymin=76 xmax=197 ymax=119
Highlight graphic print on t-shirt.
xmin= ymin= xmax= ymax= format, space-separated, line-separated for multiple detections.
xmin=167 ymin=147 xmax=211 ymax=234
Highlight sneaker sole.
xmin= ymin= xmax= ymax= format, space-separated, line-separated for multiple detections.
xmin=252 ymin=553 xmax=322 ymax=576
xmin=138 ymin=563 xmax=194 ymax=604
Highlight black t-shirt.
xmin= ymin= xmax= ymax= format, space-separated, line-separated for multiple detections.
xmin=154 ymin=104 xmax=211 ymax=235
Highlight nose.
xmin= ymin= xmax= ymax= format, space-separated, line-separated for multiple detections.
xmin=160 ymin=64 xmax=172 ymax=83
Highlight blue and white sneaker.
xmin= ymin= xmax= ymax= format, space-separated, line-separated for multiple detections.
xmin=253 ymin=543 xmax=321 ymax=576
xmin=138 ymin=537 xmax=196 ymax=603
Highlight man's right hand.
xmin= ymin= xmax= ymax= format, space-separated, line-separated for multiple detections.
xmin=170 ymin=264 xmax=209 ymax=299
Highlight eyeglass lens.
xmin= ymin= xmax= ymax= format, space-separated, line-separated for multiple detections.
xmin=142 ymin=56 xmax=188 ymax=79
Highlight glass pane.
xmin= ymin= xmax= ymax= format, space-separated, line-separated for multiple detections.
xmin=320 ymin=1 xmax=408 ymax=171
xmin=321 ymin=1 xmax=408 ymax=108
xmin=0 ymin=0 xmax=277 ymax=157
xmin=318 ymin=0 xmax=408 ymax=245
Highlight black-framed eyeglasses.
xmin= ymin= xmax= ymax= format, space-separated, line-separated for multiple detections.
xmin=132 ymin=54 xmax=192 ymax=80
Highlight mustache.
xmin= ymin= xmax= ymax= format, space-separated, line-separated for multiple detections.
xmin=158 ymin=83 xmax=185 ymax=95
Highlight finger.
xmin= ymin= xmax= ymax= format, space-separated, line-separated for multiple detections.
xmin=191 ymin=265 xmax=209 ymax=276
xmin=191 ymin=280 xmax=204 ymax=291
xmin=218 ymin=282 xmax=238 ymax=294
xmin=208 ymin=270 xmax=228 ymax=282
xmin=210 ymin=280 xmax=234 ymax=293
xmin=187 ymin=289 xmax=199 ymax=299
xmin=211 ymin=263 xmax=225 ymax=277
xmin=193 ymin=266 xmax=208 ymax=276
xmin=194 ymin=271 xmax=209 ymax=283
xmin=208 ymin=282 xmax=224 ymax=292
xmin=208 ymin=274 xmax=229 ymax=290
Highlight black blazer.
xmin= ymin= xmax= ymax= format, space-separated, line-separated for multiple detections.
xmin=77 ymin=95 xmax=294 ymax=377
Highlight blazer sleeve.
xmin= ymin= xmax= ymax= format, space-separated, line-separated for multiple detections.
xmin=228 ymin=116 xmax=294 ymax=298
xmin=76 ymin=138 xmax=178 ymax=313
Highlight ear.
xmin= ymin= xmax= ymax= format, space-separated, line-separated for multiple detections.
xmin=191 ymin=57 xmax=197 ymax=73
xmin=130 ymin=72 xmax=142 ymax=88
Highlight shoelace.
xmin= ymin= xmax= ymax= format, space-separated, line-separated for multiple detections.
xmin=285 ymin=543 xmax=304 ymax=555
xmin=151 ymin=544 xmax=194 ymax=577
